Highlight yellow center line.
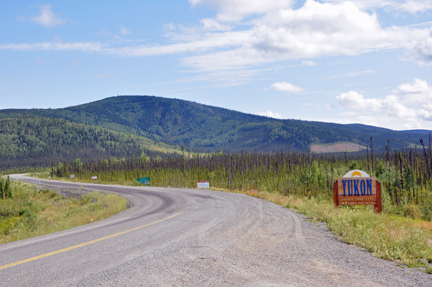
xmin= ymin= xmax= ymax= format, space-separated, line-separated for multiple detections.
xmin=0 ymin=212 xmax=182 ymax=270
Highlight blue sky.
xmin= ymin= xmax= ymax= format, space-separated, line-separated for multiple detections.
xmin=1 ymin=0 xmax=432 ymax=130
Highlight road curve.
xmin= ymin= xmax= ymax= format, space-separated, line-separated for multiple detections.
xmin=1 ymin=174 xmax=431 ymax=286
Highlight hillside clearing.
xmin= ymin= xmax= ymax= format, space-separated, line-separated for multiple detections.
xmin=311 ymin=142 xmax=367 ymax=153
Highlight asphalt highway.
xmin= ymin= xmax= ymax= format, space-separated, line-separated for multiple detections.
xmin=1 ymin=174 xmax=432 ymax=286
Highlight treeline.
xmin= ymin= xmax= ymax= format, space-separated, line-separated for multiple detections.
xmin=52 ymin=137 xmax=432 ymax=220
xmin=0 ymin=117 xmax=180 ymax=170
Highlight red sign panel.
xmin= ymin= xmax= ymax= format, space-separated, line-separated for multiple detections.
xmin=333 ymin=177 xmax=381 ymax=212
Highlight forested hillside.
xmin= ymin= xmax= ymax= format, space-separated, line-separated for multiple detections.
xmin=0 ymin=96 xmax=428 ymax=152
xmin=0 ymin=117 xmax=181 ymax=169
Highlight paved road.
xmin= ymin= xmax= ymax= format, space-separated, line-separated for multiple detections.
xmin=1 ymin=174 xmax=431 ymax=286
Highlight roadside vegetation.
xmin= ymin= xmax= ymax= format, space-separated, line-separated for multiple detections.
xmin=42 ymin=138 xmax=432 ymax=271
xmin=0 ymin=179 xmax=128 ymax=245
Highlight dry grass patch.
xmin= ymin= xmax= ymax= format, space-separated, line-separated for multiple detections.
xmin=416 ymin=221 xmax=432 ymax=231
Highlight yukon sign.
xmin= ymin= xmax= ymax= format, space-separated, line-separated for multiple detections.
xmin=333 ymin=169 xmax=382 ymax=213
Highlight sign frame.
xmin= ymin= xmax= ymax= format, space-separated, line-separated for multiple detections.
xmin=196 ymin=181 xmax=210 ymax=189
xmin=333 ymin=173 xmax=382 ymax=213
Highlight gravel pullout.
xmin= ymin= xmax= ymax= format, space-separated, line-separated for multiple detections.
xmin=67 ymin=193 xmax=431 ymax=287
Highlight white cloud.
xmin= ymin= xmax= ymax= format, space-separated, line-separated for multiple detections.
xmin=395 ymin=1 xmax=432 ymax=14
xmin=0 ymin=42 xmax=104 ymax=52
xmin=31 ymin=5 xmax=65 ymax=27
xmin=300 ymin=60 xmax=317 ymax=66
xmin=337 ymin=79 xmax=432 ymax=126
xmin=258 ymin=110 xmax=282 ymax=119
xmin=394 ymin=78 xmax=432 ymax=115
xmin=324 ymin=0 xmax=432 ymax=14
xmin=120 ymin=26 xmax=131 ymax=36
xmin=324 ymin=70 xmax=375 ymax=80
xmin=249 ymin=1 xmax=420 ymax=57
xmin=181 ymin=0 xmax=429 ymax=72
xmin=401 ymin=121 xmax=423 ymax=129
xmin=172 ymin=67 xmax=265 ymax=87
xmin=357 ymin=115 xmax=377 ymax=126
xmin=189 ymin=0 xmax=293 ymax=21
xmin=268 ymin=81 xmax=304 ymax=93
xmin=2 ymin=0 xmax=431 ymax=79
xmin=340 ymin=112 xmax=358 ymax=116
xmin=405 ymin=28 xmax=432 ymax=65
xmin=394 ymin=78 xmax=432 ymax=99
xmin=382 ymin=95 xmax=419 ymax=120
xmin=337 ymin=91 xmax=383 ymax=111
xmin=200 ymin=18 xmax=231 ymax=31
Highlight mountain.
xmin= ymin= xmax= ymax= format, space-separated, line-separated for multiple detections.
xmin=0 ymin=95 xmax=426 ymax=153
xmin=0 ymin=116 xmax=182 ymax=170
xmin=402 ymin=129 xmax=432 ymax=136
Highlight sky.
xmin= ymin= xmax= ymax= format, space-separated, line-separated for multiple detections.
xmin=1 ymin=0 xmax=432 ymax=131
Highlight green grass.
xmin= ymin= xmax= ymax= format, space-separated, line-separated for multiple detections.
xmin=0 ymin=180 xmax=128 ymax=245
xmin=293 ymin=198 xmax=432 ymax=268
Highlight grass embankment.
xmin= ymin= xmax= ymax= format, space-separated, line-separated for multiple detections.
xmin=221 ymin=188 xmax=432 ymax=272
xmin=0 ymin=180 xmax=128 ymax=245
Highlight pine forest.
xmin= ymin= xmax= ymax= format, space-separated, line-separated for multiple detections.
xmin=48 ymin=137 xmax=432 ymax=221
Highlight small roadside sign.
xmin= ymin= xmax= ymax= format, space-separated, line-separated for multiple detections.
xmin=70 ymin=174 xmax=75 ymax=179
xmin=92 ymin=176 xmax=97 ymax=180
xmin=36 ymin=179 xmax=41 ymax=192
xmin=333 ymin=169 xmax=382 ymax=213
xmin=137 ymin=177 xmax=150 ymax=185
xmin=197 ymin=181 xmax=210 ymax=189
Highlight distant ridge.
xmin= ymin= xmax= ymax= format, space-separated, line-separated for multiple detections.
xmin=402 ymin=130 xmax=432 ymax=136
xmin=0 ymin=95 xmax=424 ymax=152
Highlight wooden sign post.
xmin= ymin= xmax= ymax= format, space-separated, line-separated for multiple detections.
xmin=333 ymin=169 xmax=382 ymax=213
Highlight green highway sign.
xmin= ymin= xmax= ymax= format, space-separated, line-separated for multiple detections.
xmin=137 ymin=177 xmax=150 ymax=185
